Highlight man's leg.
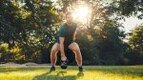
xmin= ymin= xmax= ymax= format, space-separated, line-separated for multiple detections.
xmin=68 ymin=42 xmax=83 ymax=72
xmin=50 ymin=43 xmax=60 ymax=71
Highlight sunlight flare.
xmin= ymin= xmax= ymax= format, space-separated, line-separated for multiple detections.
xmin=71 ymin=4 xmax=92 ymax=24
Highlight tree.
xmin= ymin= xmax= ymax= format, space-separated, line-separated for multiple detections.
xmin=61 ymin=0 xmax=127 ymax=65
xmin=0 ymin=0 xmax=130 ymax=65
xmin=0 ymin=0 xmax=24 ymax=47
xmin=0 ymin=0 xmax=61 ymax=63
xmin=127 ymin=25 xmax=143 ymax=64
xmin=111 ymin=0 xmax=143 ymax=19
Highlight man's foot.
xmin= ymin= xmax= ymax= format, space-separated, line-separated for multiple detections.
xmin=79 ymin=66 xmax=83 ymax=72
xmin=61 ymin=60 xmax=68 ymax=69
xmin=49 ymin=66 xmax=55 ymax=72
xmin=77 ymin=66 xmax=84 ymax=77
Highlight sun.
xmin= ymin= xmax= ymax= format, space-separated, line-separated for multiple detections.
xmin=71 ymin=4 xmax=92 ymax=24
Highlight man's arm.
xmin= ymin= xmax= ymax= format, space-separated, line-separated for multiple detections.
xmin=59 ymin=37 xmax=67 ymax=60
xmin=73 ymin=27 xmax=80 ymax=41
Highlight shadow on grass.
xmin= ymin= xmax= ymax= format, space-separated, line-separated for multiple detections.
xmin=33 ymin=71 xmax=78 ymax=80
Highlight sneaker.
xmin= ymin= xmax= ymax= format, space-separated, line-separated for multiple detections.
xmin=79 ymin=66 xmax=83 ymax=72
xmin=77 ymin=67 xmax=84 ymax=77
xmin=61 ymin=60 xmax=68 ymax=69
xmin=49 ymin=66 xmax=55 ymax=72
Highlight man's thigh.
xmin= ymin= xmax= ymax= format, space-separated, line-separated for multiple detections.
xmin=51 ymin=43 xmax=60 ymax=52
xmin=68 ymin=42 xmax=80 ymax=51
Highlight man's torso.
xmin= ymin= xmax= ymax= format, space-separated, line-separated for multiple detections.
xmin=57 ymin=23 xmax=77 ymax=45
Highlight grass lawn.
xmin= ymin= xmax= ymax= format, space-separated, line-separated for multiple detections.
xmin=0 ymin=66 xmax=143 ymax=80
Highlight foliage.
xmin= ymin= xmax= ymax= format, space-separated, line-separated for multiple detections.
xmin=127 ymin=24 xmax=143 ymax=64
xmin=0 ymin=0 xmax=60 ymax=63
xmin=74 ymin=0 xmax=127 ymax=65
xmin=0 ymin=0 xmax=142 ymax=65
xmin=128 ymin=25 xmax=143 ymax=50
xmin=111 ymin=0 xmax=143 ymax=19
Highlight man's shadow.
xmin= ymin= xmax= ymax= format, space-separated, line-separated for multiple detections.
xmin=33 ymin=71 xmax=77 ymax=80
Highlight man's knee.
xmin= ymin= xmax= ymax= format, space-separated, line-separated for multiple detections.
xmin=70 ymin=46 xmax=80 ymax=53
xmin=69 ymin=42 xmax=80 ymax=53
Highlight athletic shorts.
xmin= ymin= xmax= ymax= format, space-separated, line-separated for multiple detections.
xmin=56 ymin=37 xmax=74 ymax=48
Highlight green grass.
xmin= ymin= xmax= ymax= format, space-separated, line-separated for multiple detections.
xmin=0 ymin=66 xmax=143 ymax=80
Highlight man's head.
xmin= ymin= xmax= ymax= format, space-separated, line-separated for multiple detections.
xmin=65 ymin=12 xmax=73 ymax=24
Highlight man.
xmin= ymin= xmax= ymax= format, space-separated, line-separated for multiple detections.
xmin=49 ymin=12 xmax=83 ymax=73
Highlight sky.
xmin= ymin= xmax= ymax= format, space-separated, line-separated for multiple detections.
xmin=120 ymin=17 xmax=142 ymax=33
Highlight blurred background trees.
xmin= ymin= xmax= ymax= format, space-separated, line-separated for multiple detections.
xmin=0 ymin=0 xmax=143 ymax=65
xmin=0 ymin=0 xmax=60 ymax=63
